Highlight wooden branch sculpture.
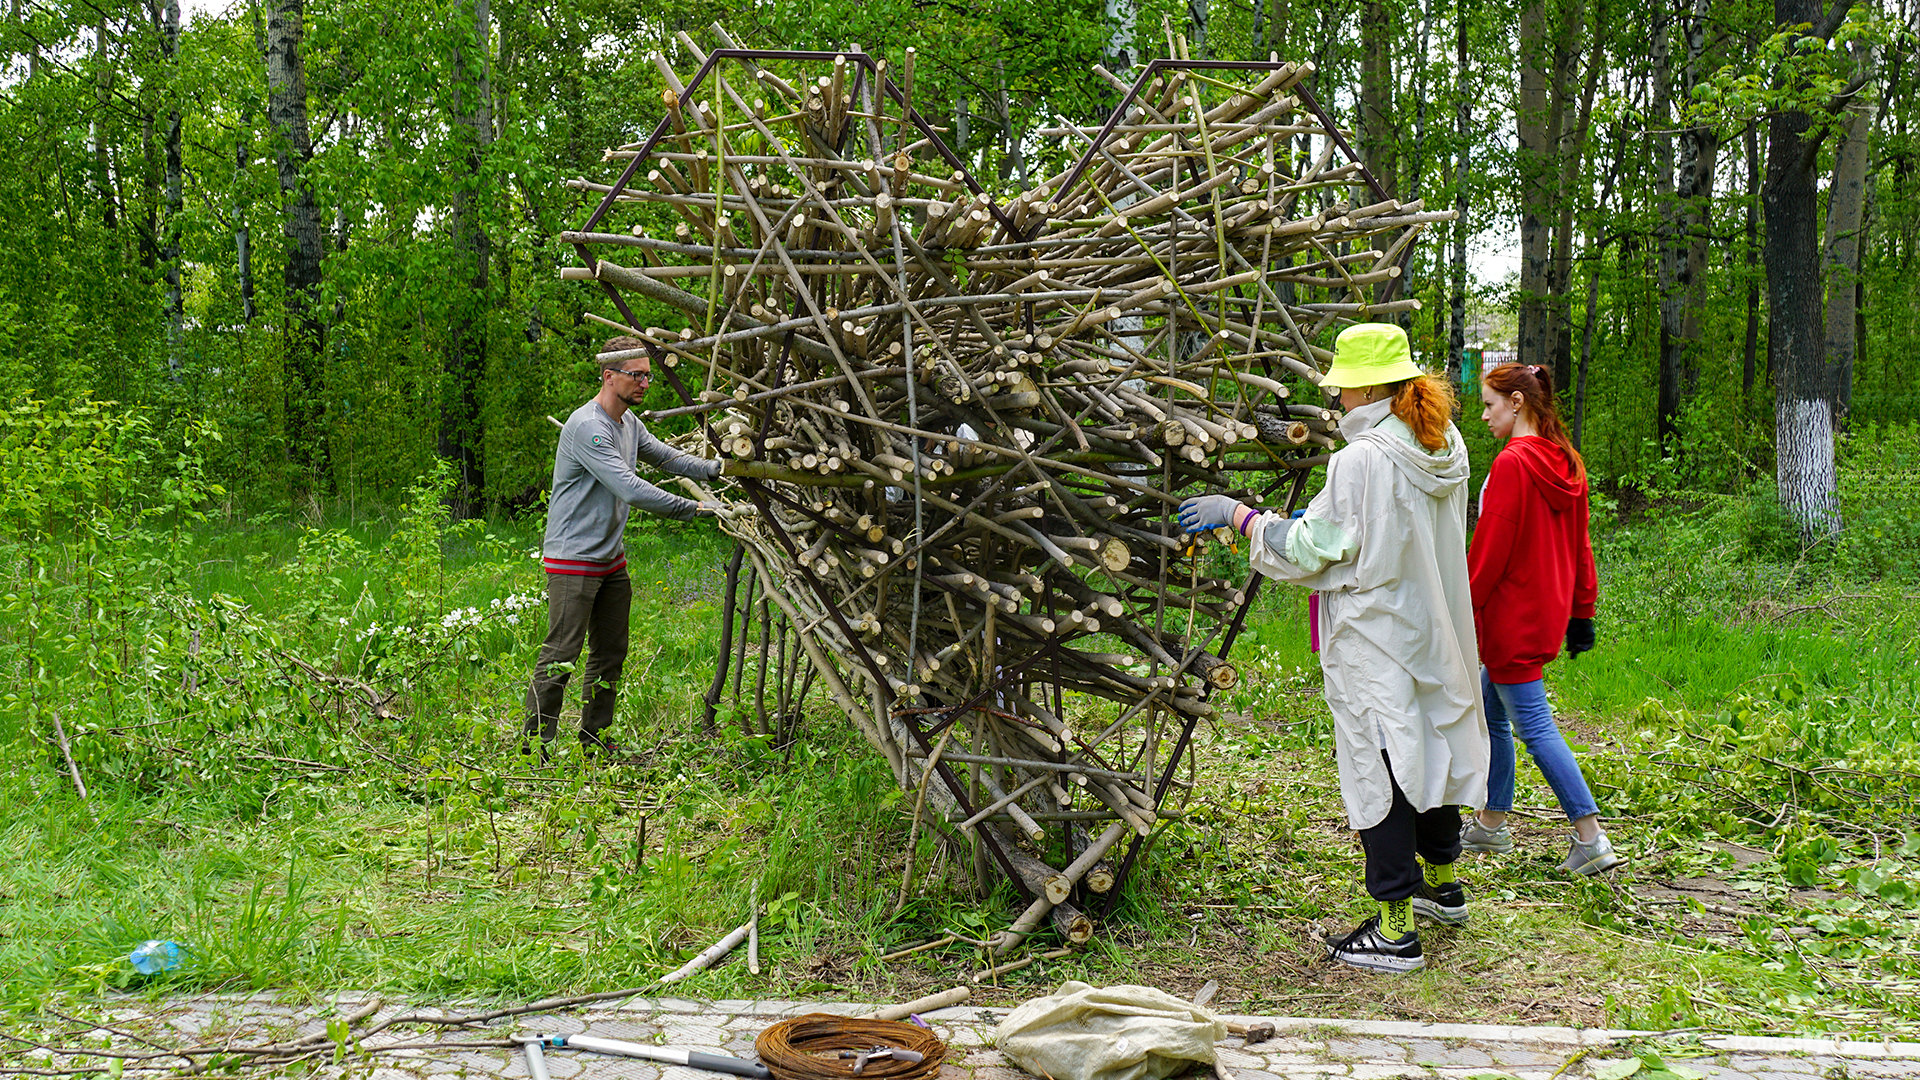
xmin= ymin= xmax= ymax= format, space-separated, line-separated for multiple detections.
xmin=561 ymin=26 xmax=1453 ymax=929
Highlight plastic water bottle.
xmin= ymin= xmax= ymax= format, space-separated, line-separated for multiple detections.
xmin=129 ymin=940 xmax=185 ymax=974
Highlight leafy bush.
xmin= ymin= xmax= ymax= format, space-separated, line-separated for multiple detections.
xmin=1836 ymin=420 xmax=1920 ymax=579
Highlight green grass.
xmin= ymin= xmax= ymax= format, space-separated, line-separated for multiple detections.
xmin=4 ymin=475 xmax=1920 ymax=1037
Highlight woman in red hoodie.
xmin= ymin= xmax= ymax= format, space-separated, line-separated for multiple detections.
xmin=1464 ymin=362 xmax=1620 ymax=876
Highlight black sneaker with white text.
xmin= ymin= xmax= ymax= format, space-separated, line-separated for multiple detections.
xmin=1410 ymin=878 xmax=1469 ymax=925
xmin=1325 ymin=916 xmax=1425 ymax=973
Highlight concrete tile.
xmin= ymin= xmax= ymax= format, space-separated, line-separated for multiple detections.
xmin=657 ymin=1020 xmax=729 ymax=1049
xmin=963 ymin=1050 xmax=1009 ymax=1066
xmin=1329 ymin=1039 xmax=1412 ymax=1062
xmin=1850 ymin=1065 xmax=1920 ymax=1078
xmin=938 ymin=1065 xmax=969 ymax=1080
xmin=1253 ymin=1037 xmax=1330 ymax=1055
xmin=654 ymin=998 xmax=706 ymax=1014
xmin=946 ymin=1027 xmax=989 ymax=1048
xmin=577 ymin=1019 xmax=662 ymax=1040
xmin=587 ymin=1065 xmax=657 ymax=1080
xmin=1491 ymin=1049 xmax=1562 ymax=1067
xmin=708 ymin=1000 xmax=754 ymax=1015
xmin=1349 ymin=1066 xmax=1431 ymax=1079
xmin=1218 ymin=1048 xmax=1266 ymax=1069
xmin=434 ymin=1050 xmax=513 ymax=1072
xmin=971 ymin=1068 xmax=1029 ymax=1080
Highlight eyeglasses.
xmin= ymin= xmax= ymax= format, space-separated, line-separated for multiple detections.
xmin=611 ymin=368 xmax=652 ymax=384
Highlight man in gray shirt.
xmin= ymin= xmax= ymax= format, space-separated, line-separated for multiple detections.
xmin=524 ymin=335 xmax=724 ymax=757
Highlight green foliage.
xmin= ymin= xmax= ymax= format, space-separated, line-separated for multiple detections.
xmin=1835 ymin=421 xmax=1920 ymax=579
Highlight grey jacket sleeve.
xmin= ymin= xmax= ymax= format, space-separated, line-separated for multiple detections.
xmin=1260 ymin=514 xmax=1294 ymax=560
xmin=633 ymin=421 xmax=723 ymax=480
xmin=568 ymin=424 xmax=702 ymax=520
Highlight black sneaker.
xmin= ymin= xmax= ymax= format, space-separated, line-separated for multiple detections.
xmin=579 ymin=731 xmax=626 ymax=759
xmin=1410 ymin=878 xmax=1469 ymax=926
xmin=518 ymin=737 xmax=551 ymax=765
xmin=1325 ymin=916 xmax=1425 ymax=973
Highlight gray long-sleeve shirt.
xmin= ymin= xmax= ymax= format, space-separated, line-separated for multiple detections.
xmin=542 ymin=400 xmax=720 ymax=566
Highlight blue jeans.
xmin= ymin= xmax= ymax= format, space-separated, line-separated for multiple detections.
xmin=1482 ymin=670 xmax=1601 ymax=822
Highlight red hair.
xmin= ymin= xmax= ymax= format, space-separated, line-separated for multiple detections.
xmin=1482 ymin=362 xmax=1586 ymax=481
xmin=1389 ymin=373 xmax=1457 ymax=452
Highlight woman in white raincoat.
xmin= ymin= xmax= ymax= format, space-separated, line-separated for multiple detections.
xmin=1178 ymin=322 xmax=1488 ymax=974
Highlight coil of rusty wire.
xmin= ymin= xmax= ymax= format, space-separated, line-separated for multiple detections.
xmin=754 ymin=1014 xmax=948 ymax=1080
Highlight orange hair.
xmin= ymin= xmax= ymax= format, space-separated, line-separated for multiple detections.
xmin=1389 ymin=372 xmax=1457 ymax=452
xmin=1482 ymin=362 xmax=1586 ymax=481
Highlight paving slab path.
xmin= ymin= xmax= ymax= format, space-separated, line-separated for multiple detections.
xmin=9 ymin=995 xmax=1916 ymax=1080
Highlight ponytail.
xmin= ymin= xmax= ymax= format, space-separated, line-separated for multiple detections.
xmin=1389 ymin=372 xmax=1457 ymax=452
xmin=1482 ymin=362 xmax=1586 ymax=481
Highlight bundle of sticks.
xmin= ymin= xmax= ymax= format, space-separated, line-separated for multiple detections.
xmin=562 ymin=27 xmax=1450 ymax=937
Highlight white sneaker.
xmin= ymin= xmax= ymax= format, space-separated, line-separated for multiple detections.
xmin=1563 ymin=831 xmax=1624 ymax=876
xmin=1460 ymin=817 xmax=1514 ymax=854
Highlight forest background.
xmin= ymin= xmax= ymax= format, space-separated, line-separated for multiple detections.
xmin=7 ymin=0 xmax=1920 ymax=1042
xmin=5 ymin=0 xmax=1919 ymax=521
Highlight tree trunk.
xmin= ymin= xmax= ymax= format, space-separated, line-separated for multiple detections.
xmin=1655 ymin=0 xmax=1715 ymax=448
xmin=1447 ymin=0 xmax=1468 ymax=388
xmin=1574 ymin=129 xmax=1623 ymax=451
xmin=1825 ymin=43 xmax=1877 ymax=430
xmin=1187 ymin=0 xmax=1208 ymax=57
xmin=1550 ymin=22 xmax=1601 ymax=390
xmin=1742 ymin=122 xmax=1760 ymax=404
xmin=1106 ymin=0 xmax=1137 ymax=72
xmin=94 ymin=19 xmax=118 ymax=231
xmin=1359 ymin=0 xmax=1397 ymax=200
xmin=1267 ymin=0 xmax=1289 ymax=54
xmin=443 ymin=0 xmax=493 ymax=518
xmin=1514 ymin=0 xmax=1552 ymax=367
xmin=995 ymin=50 xmax=1024 ymax=187
xmin=156 ymin=0 xmax=183 ymax=371
xmin=236 ymin=103 xmax=256 ymax=324
xmin=266 ymin=0 xmax=328 ymax=493
xmin=1765 ymin=0 xmax=1855 ymax=539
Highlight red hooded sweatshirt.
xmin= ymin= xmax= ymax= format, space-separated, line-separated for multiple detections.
xmin=1468 ymin=436 xmax=1597 ymax=683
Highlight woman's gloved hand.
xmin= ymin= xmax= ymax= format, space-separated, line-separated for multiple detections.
xmin=1178 ymin=494 xmax=1255 ymax=535
xmin=1566 ymin=617 xmax=1596 ymax=657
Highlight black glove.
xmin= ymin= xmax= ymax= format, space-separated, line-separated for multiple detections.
xmin=1566 ymin=617 xmax=1595 ymax=657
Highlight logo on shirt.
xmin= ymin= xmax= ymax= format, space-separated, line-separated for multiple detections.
xmin=590 ymin=434 xmax=609 ymax=448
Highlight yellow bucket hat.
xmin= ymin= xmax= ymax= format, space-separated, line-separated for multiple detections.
xmin=1319 ymin=323 xmax=1423 ymax=389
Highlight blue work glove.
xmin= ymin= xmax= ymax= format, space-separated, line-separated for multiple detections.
xmin=1178 ymin=493 xmax=1252 ymax=535
xmin=1566 ymin=617 xmax=1595 ymax=657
